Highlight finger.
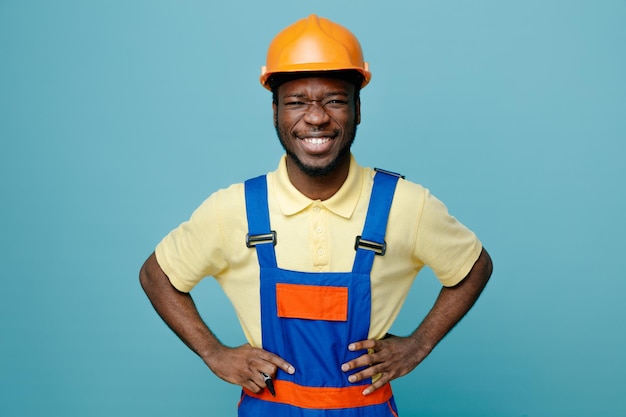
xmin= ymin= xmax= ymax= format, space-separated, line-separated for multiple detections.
xmin=261 ymin=352 xmax=296 ymax=375
xmin=345 ymin=361 xmax=382 ymax=384
xmin=342 ymin=339 xmax=380 ymax=372
xmin=348 ymin=339 xmax=377 ymax=352
xmin=362 ymin=376 xmax=389 ymax=396
xmin=245 ymin=364 xmax=276 ymax=392
xmin=242 ymin=375 xmax=265 ymax=394
xmin=341 ymin=352 xmax=375 ymax=373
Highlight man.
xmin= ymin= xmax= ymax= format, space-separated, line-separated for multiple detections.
xmin=140 ymin=14 xmax=493 ymax=416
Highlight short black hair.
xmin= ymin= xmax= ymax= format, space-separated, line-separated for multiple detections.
xmin=269 ymin=70 xmax=364 ymax=105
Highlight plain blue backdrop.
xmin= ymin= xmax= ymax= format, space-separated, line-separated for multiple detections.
xmin=1 ymin=1 xmax=624 ymax=416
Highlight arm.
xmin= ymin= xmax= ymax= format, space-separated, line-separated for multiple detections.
xmin=342 ymin=247 xmax=493 ymax=395
xmin=139 ymin=252 xmax=295 ymax=392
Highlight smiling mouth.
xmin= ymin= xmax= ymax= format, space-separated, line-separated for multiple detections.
xmin=301 ymin=137 xmax=332 ymax=145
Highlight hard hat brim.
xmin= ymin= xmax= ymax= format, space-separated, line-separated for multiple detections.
xmin=260 ymin=63 xmax=371 ymax=91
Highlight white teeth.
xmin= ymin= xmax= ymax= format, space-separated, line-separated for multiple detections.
xmin=302 ymin=137 xmax=330 ymax=145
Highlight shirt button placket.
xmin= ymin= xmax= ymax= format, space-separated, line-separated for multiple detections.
xmin=311 ymin=203 xmax=329 ymax=270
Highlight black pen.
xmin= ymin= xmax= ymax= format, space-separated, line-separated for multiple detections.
xmin=261 ymin=372 xmax=276 ymax=396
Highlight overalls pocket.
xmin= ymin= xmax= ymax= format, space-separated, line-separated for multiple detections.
xmin=276 ymin=283 xmax=348 ymax=321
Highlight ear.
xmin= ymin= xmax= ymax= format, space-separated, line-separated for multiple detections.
xmin=355 ymin=97 xmax=361 ymax=125
xmin=272 ymin=102 xmax=278 ymax=127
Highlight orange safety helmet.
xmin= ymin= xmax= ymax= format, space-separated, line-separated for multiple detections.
xmin=260 ymin=14 xmax=371 ymax=90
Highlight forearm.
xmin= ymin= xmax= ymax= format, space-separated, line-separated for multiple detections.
xmin=139 ymin=252 xmax=296 ymax=391
xmin=409 ymin=248 xmax=493 ymax=360
xmin=139 ymin=252 xmax=223 ymax=364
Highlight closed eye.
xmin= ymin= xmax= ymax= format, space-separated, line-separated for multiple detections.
xmin=323 ymin=99 xmax=349 ymax=109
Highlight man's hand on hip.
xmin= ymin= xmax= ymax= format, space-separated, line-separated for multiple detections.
xmin=206 ymin=344 xmax=295 ymax=394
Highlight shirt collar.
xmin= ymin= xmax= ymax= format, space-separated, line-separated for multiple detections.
xmin=271 ymin=154 xmax=362 ymax=219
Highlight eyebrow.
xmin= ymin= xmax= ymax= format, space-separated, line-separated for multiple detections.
xmin=282 ymin=91 xmax=350 ymax=99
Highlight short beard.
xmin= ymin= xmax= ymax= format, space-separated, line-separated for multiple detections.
xmin=275 ymin=122 xmax=357 ymax=178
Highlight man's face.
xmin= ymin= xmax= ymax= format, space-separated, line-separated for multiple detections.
xmin=273 ymin=76 xmax=360 ymax=178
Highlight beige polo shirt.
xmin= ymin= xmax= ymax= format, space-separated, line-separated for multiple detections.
xmin=155 ymin=154 xmax=482 ymax=346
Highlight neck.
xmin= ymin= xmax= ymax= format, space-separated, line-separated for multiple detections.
xmin=285 ymin=156 xmax=350 ymax=201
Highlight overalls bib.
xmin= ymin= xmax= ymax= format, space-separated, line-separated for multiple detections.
xmin=239 ymin=170 xmax=401 ymax=417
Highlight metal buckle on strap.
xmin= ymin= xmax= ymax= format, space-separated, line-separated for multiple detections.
xmin=354 ymin=236 xmax=386 ymax=255
xmin=246 ymin=231 xmax=277 ymax=248
xmin=374 ymin=167 xmax=405 ymax=179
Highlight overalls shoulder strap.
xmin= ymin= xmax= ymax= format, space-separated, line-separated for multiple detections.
xmin=244 ymin=170 xmax=402 ymax=271
xmin=244 ymin=175 xmax=277 ymax=268
xmin=352 ymin=169 xmax=402 ymax=274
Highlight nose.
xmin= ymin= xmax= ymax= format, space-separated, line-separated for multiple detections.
xmin=303 ymin=101 xmax=330 ymax=126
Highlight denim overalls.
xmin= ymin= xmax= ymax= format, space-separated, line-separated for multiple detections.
xmin=238 ymin=170 xmax=401 ymax=417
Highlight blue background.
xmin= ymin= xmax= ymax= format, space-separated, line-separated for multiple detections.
xmin=1 ymin=1 xmax=625 ymax=416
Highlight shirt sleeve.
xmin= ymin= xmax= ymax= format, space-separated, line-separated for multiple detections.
xmin=155 ymin=191 xmax=230 ymax=293
xmin=413 ymin=189 xmax=483 ymax=287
